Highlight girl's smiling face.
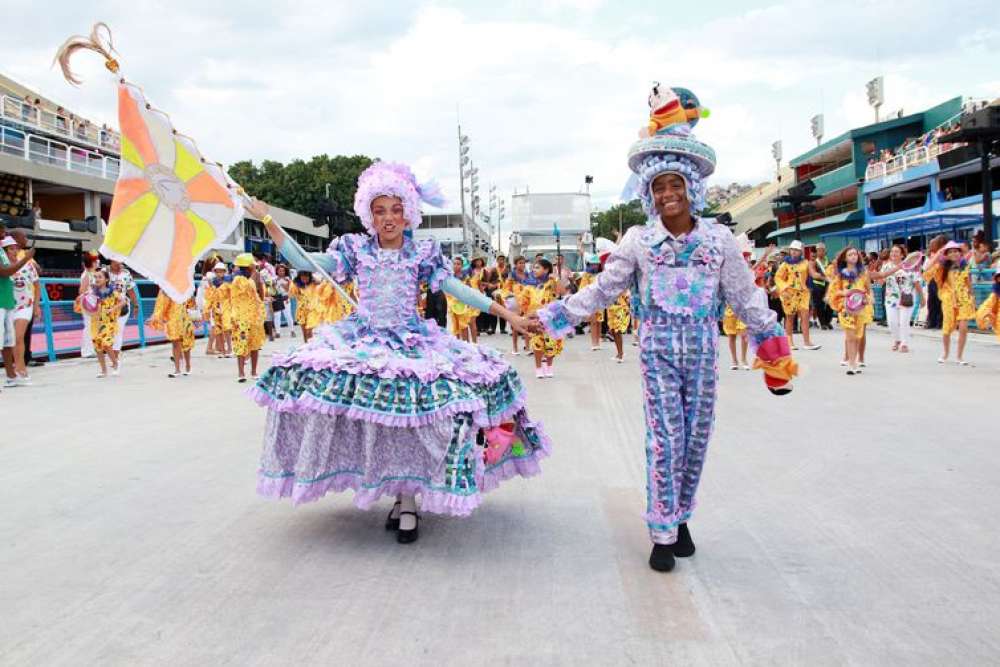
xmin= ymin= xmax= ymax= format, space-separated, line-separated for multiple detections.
xmin=945 ymin=248 xmax=962 ymax=262
xmin=93 ymin=271 xmax=108 ymax=288
xmin=533 ymin=262 xmax=548 ymax=279
xmin=452 ymin=258 xmax=464 ymax=274
xmin=845 ymin=248 xmax=859 ymax=266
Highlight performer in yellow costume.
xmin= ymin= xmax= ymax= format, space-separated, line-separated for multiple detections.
xmin=524 ymin=258 xmax=563 ymax=379
xmin=924 ymin=241 xmax=976 ymax=365
xmin=827 ymin=246 xmax=872 ymax=375
xmin=88 ymin=268 xmax=124 ymax=378
xmin=447 ymin=256 xmax=478 ymax=342
xmin=578 ymin=254 xmax=605 ymax=351
xmin=504 ymin=256 xmax=533 ymax=356
xmin=975 ymin=272 xmax=1000 ymax=342
xmin=318 ymin=279 xmax=355 ymax=325
xmin=203 ymin=262 xmax=233 ymax=358
xmin=289 ymin=271 xmax=322 ymax=341
xmin=606 ymin=290 xmax=631 ymax=363
xmin=774 ymin=240 xmax=820 ymax=350
xmin=149 ymin=290 xmax=197 ymax=378
xmin=230 ymin=253 xmax=266 ymax=382
xmin=721 ymin=305 xmax=748 ymax=370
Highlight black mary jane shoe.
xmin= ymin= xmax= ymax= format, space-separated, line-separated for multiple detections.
xmin=648 ymin=544 xmax=675 ymax=572
xmin=396 ymin=511 xmax=419 ymax=544
xmin=674 ymin=523 xmax=696 ymax=558
xmin=385 ymin=502 xmax=401 ymax=531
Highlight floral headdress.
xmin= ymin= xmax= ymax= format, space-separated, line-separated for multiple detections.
xmin=353 ymin=161 xmax=446 ymax=235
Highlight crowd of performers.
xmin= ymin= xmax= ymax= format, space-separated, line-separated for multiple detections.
xmin=746 ymin=236 xmax=994 ymax=372
xmin=74 ymin=248 xmax=358 ymax=382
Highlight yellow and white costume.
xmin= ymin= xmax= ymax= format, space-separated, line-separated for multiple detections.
xmin=976 ymin=291 xmax=1000 ymax=342
xmin=606 ymin=291 xmax=631 ymax=334
xmin=827 ymin=271 xmax=873 ymax=338
xmin=204 ymin=280 xmax=233 ymax=336
xmin=774 ymin=258 xmax=811 ymax=314
xmin=149 ymin=292 xmax=196 ymax=351
xmin=924 ymin=264 xmax=976 ymax=336
xmin=290 ymin=281 xmax=323 ymax=331
xmin=230 ymin=274 xmax=266 ymax=357
xmin=721 ymin=305 xmax=747 ymax=336
xmin=91 ymin=292 xmax=122 ymax=353
xmin=523 ymin=278 xmax=564 ymax=358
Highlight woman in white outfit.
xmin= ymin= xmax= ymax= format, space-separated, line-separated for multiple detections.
xmin=273 ymin=264 xmax=295 ymax=337
xmin=882 ymin=244 xmax=922 ymax=353
xmin=78 ymin=252 xmax=100 ymax=358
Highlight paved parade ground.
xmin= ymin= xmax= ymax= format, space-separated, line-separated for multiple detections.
xmin=3 ymin=326 xmax=1000 ymax=665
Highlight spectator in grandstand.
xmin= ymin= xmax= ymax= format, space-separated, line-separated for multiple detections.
xmin=0 ymin=236 xmax=36 ymax=390
xmin=55 ymin=107 xmax=68 ymax=132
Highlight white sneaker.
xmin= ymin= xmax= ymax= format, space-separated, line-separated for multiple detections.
xmin=182 ymin=370 xmax=191 ymax=376
xmin=937 ymin=357 xmax=947 ymax=364
xmin=535 ymin=368 xmax=545 ymax=379
xmin=591 ymin=346 xmax=601 ymax=351
xmin=96 ymin=372 xmax=106 ymax=379
xmin=742 ymin=364 xmax=752 ymax=371
xmin=615 ymin=356 xmax=624 ymax=364
xmin=803 ymin=344 xmax=822 ymax=351
xmin=15 ymin=376 xmax=32 ymax=386
xmin=510 ymin=350 xmax=519 ymax=356
xmin=730 ymin=364 xmax=738 ymax=370
xmin=840 ymin=360 xmax=849 ymax=367
xmin=3 ymin=378 xmax=16 ymax=388
xmin=111 ymin=366 xmax=120 ymax=377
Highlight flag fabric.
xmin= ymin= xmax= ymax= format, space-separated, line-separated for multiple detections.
xmin=101 ymin=82 xmax=244 ymax=302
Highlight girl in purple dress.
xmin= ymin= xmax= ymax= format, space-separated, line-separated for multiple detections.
xmin=246 ymin=162 xmax=549 ymax=544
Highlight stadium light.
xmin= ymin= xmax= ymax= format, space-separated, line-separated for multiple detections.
xmin=866 ymin=76 xmax=884 ymax=122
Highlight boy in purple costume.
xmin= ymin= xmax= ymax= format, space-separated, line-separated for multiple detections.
xmin=533 ymin=86 xmax=796 ymax=572
xmin=247 ymin=162 xmax=549 ymax=544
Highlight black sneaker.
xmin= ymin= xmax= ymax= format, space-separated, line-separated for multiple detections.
xmin=648 ymin=544 xmax=676 ymax=572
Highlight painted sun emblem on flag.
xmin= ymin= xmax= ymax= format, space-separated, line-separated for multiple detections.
xmin=102 ymin=83 xmax=243 ymax=301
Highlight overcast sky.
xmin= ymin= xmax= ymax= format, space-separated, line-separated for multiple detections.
xmin=3 ymin=0 xmax=998 ymax=233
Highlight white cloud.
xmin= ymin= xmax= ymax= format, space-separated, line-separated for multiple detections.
xmin=2 ymin=0 xmax=998 ymax=214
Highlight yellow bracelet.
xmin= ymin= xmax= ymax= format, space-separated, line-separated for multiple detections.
xmin=261 ymin=214 xmax=273 ymax=225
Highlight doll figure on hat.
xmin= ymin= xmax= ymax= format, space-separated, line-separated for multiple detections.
xmin=640 ymin=83 xmax=710 ymax=138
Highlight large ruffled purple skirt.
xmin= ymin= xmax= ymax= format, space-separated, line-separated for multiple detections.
xmin=249 ymin=313 xmax=550 ymax=516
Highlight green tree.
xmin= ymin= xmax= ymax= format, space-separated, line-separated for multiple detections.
xmin=227 ymin=154 xmax=374 ymax=230
xmin=590 ymin=200 xmax=646 ymax=242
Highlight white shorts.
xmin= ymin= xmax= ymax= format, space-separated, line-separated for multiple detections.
xmin=13 ymin=305 xmax=33 ymax=321
xmin=0 ymin=308 xmax=14 ymax=348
